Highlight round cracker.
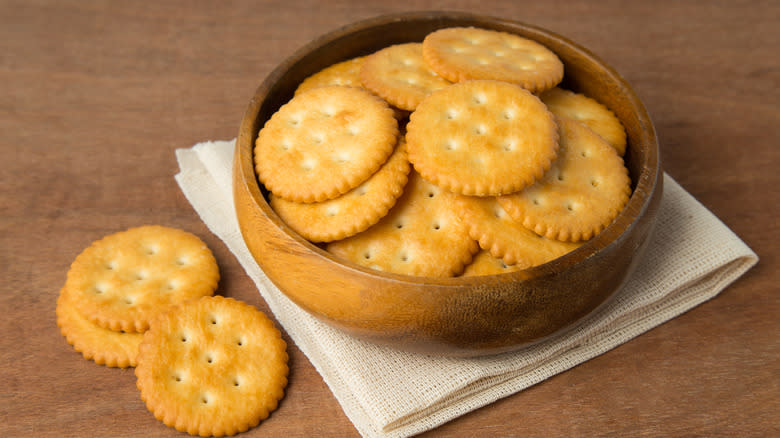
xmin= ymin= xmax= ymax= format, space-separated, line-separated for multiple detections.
xmin=56 ymin=287 xmax=143 ymax=368
xmin=135 ymin=296 xmax=288 ymax=437
xmin=455 ymin=195 xmax=582 ymax=268
xmin=65 ymin=226 xmax=220 ymax=333
xmin=422 ymin=27 xmax=563 ymax=93
xmin=255 ymin=85 xmax=398 ymax=203
xmin=498 ymin=116 xmax=632 ymax=242
xmin=327 ymin=171 xmax=478 ymax=277
xmin=360 ymin=42 xmax=452 ymax=111
xmin=294 ymin=56 xmax=365 ymax=95
xmin=406 ymin=80 xmax=559 ymax=196
xmin=540 ymin=87 xmax=627 ymax=156
xmin=460 ymin=250 xmax=525 ymax=277
xmin=270 ymin=139 xmax=410 ymax=242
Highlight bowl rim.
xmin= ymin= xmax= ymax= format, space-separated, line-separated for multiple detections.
xmin=236 ymin=10 xmax=661 ymax=287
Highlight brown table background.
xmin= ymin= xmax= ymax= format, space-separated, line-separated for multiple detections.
xmin=2 ymin=1 xmax=778 ymax=436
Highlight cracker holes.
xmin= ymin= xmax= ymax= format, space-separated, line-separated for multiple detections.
xmin=502 ymin=109 xmax=515 ymax=120
xmin=205 ymin=352 xmax=215 ymax=364
xmin=301 ymin=158 xmax=316 ymax=172
xmin=312 ymin=133 xmax=324 ymax=144
xmin=135 ymin=271 xmax=147 ymax=281
xmin=347 ymin=126 xmax=360 ymax=136
xmin=143 ymin=244 xmax=159 ymax=256
xmin=445 ymin=109 xmax=458 ymax=120
xmin=333 ymin=152 xmax=351 ymax=164
xmin=93 ymin=283 xmax=107 ymax=295
xmin=502 ymin=140 xmax=516 ymax=152
xmin=427 ymin=191 xmax=436 ymax=198
xmin=472 ymin=94 xmax=487 ymax=105
xmin=357 ymin=186 xmax=368 ymax=196
xmin=566 ymin=203 xmax=576 ymax=212
xmin=180 ymin=333 xmax=189 ymax=343
xmin=236 ymin=337 xmax=246 ymax=347
xmin=395 ymin=222 xmax=404 ymax=229
xmin=432 ymin=222 xmax=441 ymax=231
xmin=123 ymin=296 xmax=135 ymax=305
xmin=201 ymin=394 xmax=210 ymax=405
xmin=474 ymin=125 xmax=487 ymax=135
xmin=105 ymin=260 xmax=117 ymax=271
xmin=557 ymin=173 xmax=565 ymax=182
xmin=581 ymin=150 xmax=591 ymax=158
xmin=399 ymin=252 xmax=410 ymax=263
xmin=363 ymin=251 xmax=372 ymax=260
xmin=288 ymin=116 xmax=302 ymax=127
xmin=164 ymin=281 xmax=177 ymax=292
xmin=232 ymin=376 xmax=242 ymax=388
xmin=444 ymin=139 xmax=458 ymax=151
xmin=591 ymin=179 xmax=600 ymax=188
xmin=532 ymin=198 xmax=541 ymax=206
xmin=325 ymin=206 xmax=339 ymax=217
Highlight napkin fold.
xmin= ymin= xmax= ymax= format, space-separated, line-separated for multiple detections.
xmin=175 ymin=140 xmax=757 ymax=438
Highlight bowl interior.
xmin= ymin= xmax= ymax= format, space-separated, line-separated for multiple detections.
xmin=237 ymin=11 xmax=659 ymax=286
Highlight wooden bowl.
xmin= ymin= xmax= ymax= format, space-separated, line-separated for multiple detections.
xmin=233 ymin=11 xmax=662 ymax=357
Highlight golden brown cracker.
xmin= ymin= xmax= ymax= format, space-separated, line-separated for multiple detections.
xmin=294 ymin=56 xmax=365 ymax=95
xmin=540 ymin=87 xmax=627 ymax=156
xmin=135 ymin=296 xmax=288 ymax=437
xmin=498 ymin=116 xmax=632 ymax=242
xmin=360 ymin=42 xmax=452 ymax=111
xmin=270 ymin=139 xmax=410 ymax=242
xmin=455 ymin=195 xmax=582 ymax=268
xmin=327 ymin=171 xmax=478 ymax=277
xmin=422 ymin=27 xmax=563 ymax=93
xmin=406 ymin=80 xmax=559 ymax=196
xmin=255 ymin=85 xmax=399 ymax=203
xmin=65 ymin=226 xmax=220 ymax=333
xmin=56 ymin=287 xmax=143 ymax=368
xmin=460 ymin=251 xmax=524 ymax=276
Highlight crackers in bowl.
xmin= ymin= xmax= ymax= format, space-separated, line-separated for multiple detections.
xmin=255 ymin=25 xmax=630 ymax=277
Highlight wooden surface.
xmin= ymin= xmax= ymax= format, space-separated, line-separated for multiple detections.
xmin=1 ymin=1 xmax=777 ymax=436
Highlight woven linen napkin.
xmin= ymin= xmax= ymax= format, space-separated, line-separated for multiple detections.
xmin=175 ymin=139 xmax=757 ymax=438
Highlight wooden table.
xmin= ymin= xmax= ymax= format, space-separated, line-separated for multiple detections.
xmin=2 ymin=1 xmax=777 ymax=436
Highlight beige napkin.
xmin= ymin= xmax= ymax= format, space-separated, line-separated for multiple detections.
xmin=175 ymin=139 xmax=757 ymax=438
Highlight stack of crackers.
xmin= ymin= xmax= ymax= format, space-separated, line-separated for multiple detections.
xmin=57 ymin=225 xmax=289 ymax=436
xmin=256 ymin=26 xmax=632 ymax=278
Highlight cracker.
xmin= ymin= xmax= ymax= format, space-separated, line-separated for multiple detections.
xmin=406 ymin=79 xmax=559 ymax=196
xmin=455 ymin=195 xmax=582 ymax=268
xmin=540 ymin=87 xmax=627 ymax=156
xmin=422 ymin=27 xmax=563 ymax=93
xmin=460 ymin=251 xmax=524 ymax=276
xmin=498 ymin=116 xmax=632 ymax=242
xmin=65 ymin=226 xmax=220 ymax=333
xmin=135 ymin=296 xmax=288 ymax=437
xmin=360 ymin=42 xmax=452 ymax=111
xmin=327 ymin=171 xmax=478 ymax=277
xmin=294 ymin=56 xmax=365 ymax=95
xmin=255 ymin=85 xmax=399 ymax=203
xmin=56 ymin=287 xmax=143 ymax=368
xmin=270 ymin=138 xmax=410 ymax=242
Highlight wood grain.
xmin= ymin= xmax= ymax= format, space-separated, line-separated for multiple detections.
xmin=1 ymin=1 xmax=777 ymax=437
